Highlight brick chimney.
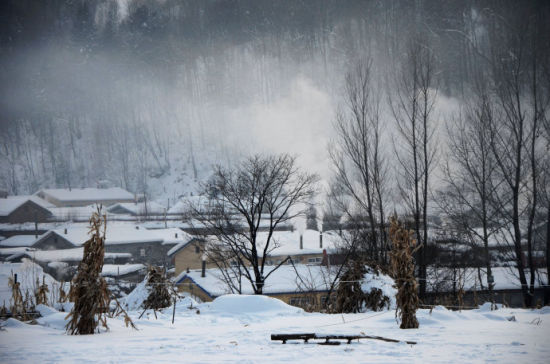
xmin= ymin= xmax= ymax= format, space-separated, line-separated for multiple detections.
xmin=201 ymin=254 xmax=206 ymax=277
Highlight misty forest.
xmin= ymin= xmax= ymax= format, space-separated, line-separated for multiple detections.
xmin=1 ymin=1 xmax=550 ymax=362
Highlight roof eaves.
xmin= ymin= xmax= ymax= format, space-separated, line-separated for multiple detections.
xmin=174 ymin=274 xmax=214 ymax=299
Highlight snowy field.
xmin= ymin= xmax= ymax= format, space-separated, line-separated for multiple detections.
xmin=1 ymin=295 xmax=549 ymax=363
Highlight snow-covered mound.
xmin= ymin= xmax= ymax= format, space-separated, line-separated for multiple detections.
xmin=35 ymin=305 xmax=71 ymax=330
xmin=123 ymin=277 xmax=199 ymax=312
xmin=360 ymin=267 xmax=397 ymax=310
xmin=0 ymin=260 xmax=59 ymax=306
xmin=209 ymin=294 xmax=303 ymax=316
xmin=122 ymin=278 xmax=149 ymax=311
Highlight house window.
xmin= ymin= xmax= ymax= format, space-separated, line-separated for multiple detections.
xmin=308 ymin=257 xmax=322 ymax=264
xmin=289 ymin=297 xmax=313 ymax=308
xmin=140 ymin=248 xmax=146 ymax=257
xmin=195 ymin=245 xmax=200 ymax=254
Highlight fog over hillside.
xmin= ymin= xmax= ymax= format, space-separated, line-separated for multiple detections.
xmin=0 ymin=1 xmax=548 ymax=206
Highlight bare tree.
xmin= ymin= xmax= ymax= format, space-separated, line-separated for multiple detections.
xmin=195 ymin=154 xmax=318 ymax=295
xmin=329 ymin=59 xmax=389 ymax=264
xmin=486 ymin=4 xmax=548 ymax=307
xmin=390 ymin=38 xmax=438 ymax=299
xmin=438 ymin=80 xmax=500 ymax=295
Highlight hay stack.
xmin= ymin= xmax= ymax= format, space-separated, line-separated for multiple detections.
xmin=142 ymin=266 xmax=173 ymax=311
xmin=389 ymin=217 xmax=419 ymax=329
xmin=65 ymin=207 xmax=110 ymax=335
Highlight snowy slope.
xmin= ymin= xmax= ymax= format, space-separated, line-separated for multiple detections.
xmin=0 ymin=295 xmax=549 ymax=363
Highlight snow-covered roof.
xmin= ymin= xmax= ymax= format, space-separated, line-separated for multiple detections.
xmin=36 ymin=225 xmax=165 ymax=247
xmin=167 ymin=229 xmax=341 ymax=259
xmin=262 ymin=230 xmax=341 ymax=257
xmin=0 ymin=234 xmax=42 ymax=247
xmin=48 ymin=205 xmax=100 ymax=221
xmin=167 ymin=236 xmax=205 ymax=256
xmin=108 ymin=202 xmax=166 ymax=215
xmin=37 ymin=187 xmax=134 ymax=203
xmin=175 ymin=264 xmax=338 ymax=297
xmin=15 ymin=248 xmax=131 ymax=263
xmin=149 ymin=228 xmax=193 ymax=246
xmin=0 ymin=195 xmax=53 ymax=216
xmin=203 ymin=229 xmax=341 ymax=258
xmin=167 ymin=195 xmax=209 ymax=215
xmin=0 ymin=246 xmax=29 ymax=256
xmin=101 ymin=264 xmax=146 ymax=277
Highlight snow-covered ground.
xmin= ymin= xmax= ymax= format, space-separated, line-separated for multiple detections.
xmin=1 ymin=294 xmax=549 ymax=363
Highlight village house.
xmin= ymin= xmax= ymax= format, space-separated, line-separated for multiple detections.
xmin=0 ymin=195 xmax=53 ymax=223
xmin=168 ymin=229 xmax=342 ymax=278
xmin=35 ymin=187 xmax=135 ymax=207
xmin=0 ymin=234 xmax=42 ymax=248
xmin=101 ymin=263 xmax=147 ymax=283
xmin=108 ymin=201 xmax=166 ymax=216
xmin=30 ymin=225 xmax=191 ymax=267
xmin=174 ymin=264 xmax=338 ymax=310
xmin=167 ymin=236 xmax=210 ymax=273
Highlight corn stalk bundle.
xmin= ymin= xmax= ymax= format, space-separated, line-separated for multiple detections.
xmin=35 ymin=276 xmax=49 ymax=306
xmin=389 ymin=217 xmax=419 ymax=329
xmin=335 ymin=260 xmax=367 ymax=313
xmin=142 ymin=266 xmax=173 ymax=312
xmin=65 ymin=207 xmax=111 ymax=335
xmin=59 ymin=282 xmax=67 ymax=303
xmin=8 ymin=275 xmax=27 ymax=320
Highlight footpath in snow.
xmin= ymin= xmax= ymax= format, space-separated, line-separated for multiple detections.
xmin=1 ymin=294 xmax=549 ymax=363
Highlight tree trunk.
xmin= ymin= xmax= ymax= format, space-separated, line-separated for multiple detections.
xmin=545 ymin=202 xmax=550 ymax=305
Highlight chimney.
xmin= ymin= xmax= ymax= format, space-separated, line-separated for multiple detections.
xmin=201 ymin=260 xmax=206 ymax=277
xmin=319 ymin=231 xmax=323 ymax=248
xmin=299 ymin=235 xmax=303 ymax=250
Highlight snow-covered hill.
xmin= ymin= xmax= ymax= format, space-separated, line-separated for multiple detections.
xmin=0 ymin=295 xmax=548 ymax=363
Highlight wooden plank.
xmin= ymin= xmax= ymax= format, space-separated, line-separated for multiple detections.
xmin=271 ymin=333 xmax=417 ymax=345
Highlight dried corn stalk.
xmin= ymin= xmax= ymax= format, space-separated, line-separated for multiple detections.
xmin=35 ymin=276 xmax=49 ymax=306
xmin=335 ymin=260 xmax=367 ymax=313
xmin=142 ymin=266 xmax=174 ymax=312
xmin=65 ymin=207 xmax=111 ymax=335
xmin=59 ymin=282 xmax=67 ymax=303
xmin=389 ymin=217 xmax=419 ymax=329
xmin=8 ymin=275 xmax=27 ymax=320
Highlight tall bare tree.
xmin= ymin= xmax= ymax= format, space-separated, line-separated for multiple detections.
xmin=438 ymin=80 xmax=500 ymax=295
xmin=390 ymin=38 xmax=438 ymax=299
xmin=329 ymin=59 xmax=389 ymax=264
xmin=486 ymin=3 xmax=548 ymax=307
xmin=195 ymin=154 xmax=318 ymax=294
